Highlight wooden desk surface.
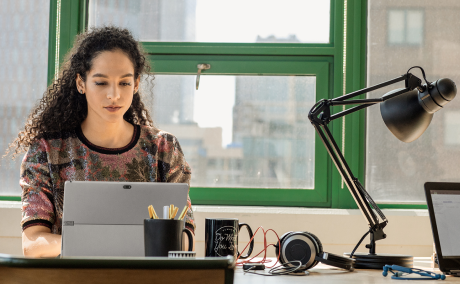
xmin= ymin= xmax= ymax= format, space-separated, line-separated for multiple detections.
xmin=234 ymin=258 xmax=459 ymax=283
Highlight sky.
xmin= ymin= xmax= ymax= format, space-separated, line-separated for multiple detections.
xmin=193 ymin=76 xmax=236 ymax=147
xmin=195 ymin=0 xmax=330 ymax=43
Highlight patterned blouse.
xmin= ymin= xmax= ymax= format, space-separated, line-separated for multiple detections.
xmin=20 ymin=124 xmax=195 ymax=235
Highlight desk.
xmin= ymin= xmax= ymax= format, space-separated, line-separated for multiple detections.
xmin=2 ymin=255 xmax=459 ymax=284
xmin=0 ymin=254 xmax=234 ymax=284
xmin=234 ymin=258 xmax=460 ymax=283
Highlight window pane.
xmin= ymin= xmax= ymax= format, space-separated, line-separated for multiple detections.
xmin=444 ymin=112 xmax=460 ymax=146
xmin=388 ymin=10 xmax=405 ymax=44
xmin=406 ymin=10 xmax=423 ymax=45
xmin=367 ymin=1 xmax=460 ymax=203
xmin=149 ymin=75 xmax=316 ymax=188
xmin=88 ymin=0 xmax=330 ymax=43
xmin=0 ymin=0 xmax=50 ymax=196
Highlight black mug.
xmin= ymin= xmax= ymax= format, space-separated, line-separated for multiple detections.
xmin=205 ymin=218 xmax=254 ymax=259
xmin=144 ymin=219 xmax=193 ymax=257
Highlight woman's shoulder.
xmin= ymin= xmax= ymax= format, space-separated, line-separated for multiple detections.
xmin=38 ymin=129 xmax=77 ymax=141
xmin=139 ymin=125 xmax=180 ymax=143
xmin=30 ymin=129 xmax=77 ymax=148
xmin=24 ymin=129 xmax=78 ymax=162
xmin=138 ymin=125 xmax=185 ymax=156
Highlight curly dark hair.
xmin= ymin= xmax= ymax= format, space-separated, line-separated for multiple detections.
xmin=5 ymin=26 xmax=155 ymax=159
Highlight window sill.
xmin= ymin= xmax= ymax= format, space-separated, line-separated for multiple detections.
xmin=0 ymin=201 xmax=428 ymax=216
xmin=192 ymin=205 xmax=428 ymax=216
xmin=0 ymin=201 xmax=21 ymax=209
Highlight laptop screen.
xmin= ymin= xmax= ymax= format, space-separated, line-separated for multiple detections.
xmin=431 ymin=189 xmax=460 ymax=258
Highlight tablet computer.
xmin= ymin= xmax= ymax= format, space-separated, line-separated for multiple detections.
xmin=61 ymin=181 xmax=189 ymax=257
xmin=425 ymin=182 xmax=460 ymax=276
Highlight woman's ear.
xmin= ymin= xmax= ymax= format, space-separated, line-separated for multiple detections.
xmin=134 ymin=76 xmax=140 ymax=94
xmin=76 ymin=74 xmax=86 ymax=94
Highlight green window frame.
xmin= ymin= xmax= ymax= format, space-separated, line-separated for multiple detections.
xmin=140 ymin=0 xmax=358 ymax=208
xmin=4 ymin=0 xmax=422 ymax=210
xmin=150 ymin=56 xmax=332 ymax=207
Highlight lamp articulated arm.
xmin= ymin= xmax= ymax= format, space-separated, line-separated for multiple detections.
xmin=308 ymin=72 xmax=425 ymax=250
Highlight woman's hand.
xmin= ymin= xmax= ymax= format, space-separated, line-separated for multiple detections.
xmin=22 ymin=225 xmax=61 ymax=257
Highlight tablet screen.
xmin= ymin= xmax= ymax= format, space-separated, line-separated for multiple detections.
xmin=431 ymin=190 xmax=460 ymax=258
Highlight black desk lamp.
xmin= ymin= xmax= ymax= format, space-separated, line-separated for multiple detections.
xmin=308 ymin=66 xmax=456 ymax=269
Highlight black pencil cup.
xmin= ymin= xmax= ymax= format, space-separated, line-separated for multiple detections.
xmin=144 ymin=219 xmax=193 ymax=257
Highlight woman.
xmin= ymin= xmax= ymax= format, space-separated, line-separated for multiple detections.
xmin=8 ymin=26 xmax=195 ymax=257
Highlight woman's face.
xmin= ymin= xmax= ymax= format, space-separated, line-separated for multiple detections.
xmin=76 ymin=49 xmax=140 ymax=124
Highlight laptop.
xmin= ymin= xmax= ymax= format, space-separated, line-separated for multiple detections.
xmin=425 ymin=182 xmax=460 ymax=276
xmin=61 ymin=181 xmax=189 ymax=257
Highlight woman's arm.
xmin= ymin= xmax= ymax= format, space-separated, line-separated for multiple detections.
xmin=22 ymin=225 xmax=61 ymax=257
xmin=20 ymin=138 xmax=58 ymax=257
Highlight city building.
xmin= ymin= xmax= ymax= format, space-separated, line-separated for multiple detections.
xmin=366 ymin=0 xmax=460 ymax=201
xmin=0 ymin=1 xmax=49 ymax=195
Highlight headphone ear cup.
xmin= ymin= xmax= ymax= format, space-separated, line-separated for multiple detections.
xmin=276 ymin=231 xmax=293 ymax=264
xmin=303 ymin=231 xmax=323 ymax=267
xmin=304 ymin=231 xmax=323 ymax=254
xmin=278 ymin=231 xmax=320 ymax=271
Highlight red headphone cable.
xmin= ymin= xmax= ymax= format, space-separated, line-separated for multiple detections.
xmin=235 ymin=226 xmax=281 ymax=268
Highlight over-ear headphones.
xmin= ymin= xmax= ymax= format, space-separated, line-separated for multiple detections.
xmin=274 ymin=231 xmax=355 ymax=271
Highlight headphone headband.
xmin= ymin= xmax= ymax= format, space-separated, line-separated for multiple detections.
xmin=316 ymin=252 xmax=355 ymax=271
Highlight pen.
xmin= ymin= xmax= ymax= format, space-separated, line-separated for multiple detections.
xmin=163 ymin=206 xmax=169 ymax=219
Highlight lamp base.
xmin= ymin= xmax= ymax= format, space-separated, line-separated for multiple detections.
xmin=344 ymin=252 xmax=413 ymax=269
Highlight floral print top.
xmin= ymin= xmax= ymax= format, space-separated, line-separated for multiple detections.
xmin=20 ymin=124 xmax=195 ymax=235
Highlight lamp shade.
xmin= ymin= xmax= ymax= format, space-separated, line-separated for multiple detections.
xmin=380 ymin=89 xmax=432 ymax=143
xmin=380 ymin=78 xmax=456 ymax=143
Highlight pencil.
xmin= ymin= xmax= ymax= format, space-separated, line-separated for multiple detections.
xmin=178 ymin=205 xmax=188 ymax=221
xmin=180 ymin=202 xmax=191 ymax=221
xmin=170 ymin=204 xmax=173 ymax=219
xmin=148 ymin=205 xmax=154 ymax=219
xmin=151 ymin=206 xmax=159 ymax=219
xmin=172 ymin=207 xmax=179 ymax=219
